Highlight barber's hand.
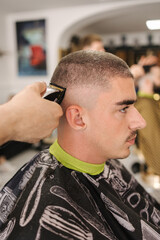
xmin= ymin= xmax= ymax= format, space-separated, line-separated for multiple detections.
xmin=7 ymin=82 xmax=63 ymax=143
xmin=138 ymin=55 xmax=158 ymax=66
xmin=130 ymin=64 xmax=145 ymax=80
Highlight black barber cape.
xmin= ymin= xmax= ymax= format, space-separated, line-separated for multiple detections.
xmin=0 ymin=149 xmax=160 ymax=239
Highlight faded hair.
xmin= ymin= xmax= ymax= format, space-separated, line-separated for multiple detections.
xmin=51 ymin=50 xmax=133 ymax=89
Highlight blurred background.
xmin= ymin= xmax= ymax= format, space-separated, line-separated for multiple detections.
xmin=1 ymin=0 xmax=160 ymax=202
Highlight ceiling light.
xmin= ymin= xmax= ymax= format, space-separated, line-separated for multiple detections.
xmin=146 ymin=20 xmax=160 ymax=30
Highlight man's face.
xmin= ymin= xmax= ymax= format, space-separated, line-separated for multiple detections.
xmin=85 ymin=77 xmax=146 ymax=163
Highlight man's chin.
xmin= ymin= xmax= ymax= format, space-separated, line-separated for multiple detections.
xmin=107 ymin=147 xmax=131 ymax=160
xmin=116 ymin=149 xmax=131 ymax=160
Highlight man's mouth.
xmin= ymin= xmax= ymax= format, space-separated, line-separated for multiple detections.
xmin=126 ymin=132 xmax=137 ymax=144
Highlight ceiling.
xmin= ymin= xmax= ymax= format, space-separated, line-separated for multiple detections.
xmin=1 ymin=0 xmax=160 ymax=35
xmin=82 ymin=2 xmax=160 ymax=34
xmin=0 ymin=0 xmax=118 ymax=13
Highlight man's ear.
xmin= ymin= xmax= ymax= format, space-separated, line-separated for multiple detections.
xmin=65 ymin=105 xmax=86 ymax=130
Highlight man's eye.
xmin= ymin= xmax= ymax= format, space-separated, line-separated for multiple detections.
xmin=120 ymin=106 xmax=129 ymax=113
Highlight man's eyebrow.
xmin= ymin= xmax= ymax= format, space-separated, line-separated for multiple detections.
xmin=116 ymin=99 xmax=137 ymax=106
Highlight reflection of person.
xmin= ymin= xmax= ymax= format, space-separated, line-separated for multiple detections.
xmin=64 ymin=34 xmax=105 ymax=56
xmin=138 ymin=55 xmax=158 ymax=69
xmin=81 ymin=34 xmax=105 ymax=52
xmin=1 ymin=51 xmax=160 ymax=240
xmin=130 ymin=54 xmax=159 ymax=91
xmin=0 ymin=82 xmax=63 ymax=145
xmin=130 ymin=64 xmax=145 ymax=91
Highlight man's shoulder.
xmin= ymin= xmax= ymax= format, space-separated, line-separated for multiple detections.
xmin=135 ymin=96 xmax=157 ymax=111
xmin=33 ymin=149 xmax=59 ymax=168
xmin=136 ymin=96 xmax=154 ymax=105
xmin=0 ymin=149 xmax=59 ymax=197
xmin=105 ymin=159 xmax=123 ymax=169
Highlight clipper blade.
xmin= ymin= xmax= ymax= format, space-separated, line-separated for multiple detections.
xmin=43 ymin=83 xmax=66 ymax=104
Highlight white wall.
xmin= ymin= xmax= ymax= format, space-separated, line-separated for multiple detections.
xmin=102 ymin=31 xmax=160 ymax=47
xmin=0 ymin=4 xmax=113 ymax=103
xmin=0 ymin=13 xmax=12 ymax=103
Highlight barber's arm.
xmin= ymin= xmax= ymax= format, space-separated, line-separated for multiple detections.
xmin=0 ymin=82 xmax=63 ymax=145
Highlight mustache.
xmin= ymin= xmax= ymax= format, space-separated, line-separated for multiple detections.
xmin=126 ymin=131 xmax=137 ymax=142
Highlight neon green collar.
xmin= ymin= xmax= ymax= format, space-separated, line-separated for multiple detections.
xmin=49 ymin=139 xmax=105 ymax=175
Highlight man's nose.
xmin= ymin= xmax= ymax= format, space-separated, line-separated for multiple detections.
xmin=129 ymin=108 xmax=146 ymax=131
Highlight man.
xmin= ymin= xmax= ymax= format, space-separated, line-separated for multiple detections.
xmin=81 ymin=34 xmax=105 ymax=52
xmin=0 ymin=51 xmax=160 ymax=240
xmin=0 ymin=82 xmax=63 ymax=145
xmin=130 ymin=54 xmax=158 ymax=92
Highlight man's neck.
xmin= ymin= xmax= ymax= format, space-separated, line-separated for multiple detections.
xmin=50 ymin=140 xmax=105 ymax=175
xmin=57 ymin=133 xmax=106 ymax=165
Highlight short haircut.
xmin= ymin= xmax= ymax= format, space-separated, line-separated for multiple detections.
xmin=51 ymin=50 xmax=133 ymax=89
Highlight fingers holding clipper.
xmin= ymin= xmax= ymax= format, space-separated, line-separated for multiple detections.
xmin=26 ymin=81 xmax=47 ymax=97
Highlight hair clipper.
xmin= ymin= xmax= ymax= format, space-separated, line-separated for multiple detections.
xmin=43 ymin=83 xmax=66 ymax=104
